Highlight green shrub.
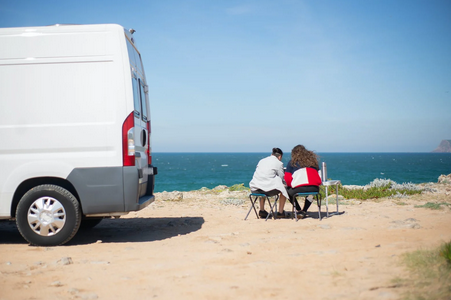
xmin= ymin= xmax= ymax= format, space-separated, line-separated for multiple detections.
xmin=320 ymin=179 xmax=423 ymax=200
xmin=440 ymin=242 xmax=451 ymax=266
xmin=414 ymin=202 xmax=451 ymax=210
xmin=228 ymin=183 xmax=249 ymax=192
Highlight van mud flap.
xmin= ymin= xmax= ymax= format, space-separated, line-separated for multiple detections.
xmin=145 ymin=166 xmax=157 ymax=196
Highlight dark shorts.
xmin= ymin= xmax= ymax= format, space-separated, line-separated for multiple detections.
xmin=251 ymin=189 xmax=280 ymax=197
xmin=287 ymin=185 xmax=319 ymax=199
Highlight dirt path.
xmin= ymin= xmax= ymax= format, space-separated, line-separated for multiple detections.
xmin=1 ymin=188 xmax=450 ymax=300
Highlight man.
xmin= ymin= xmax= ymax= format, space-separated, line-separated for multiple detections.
xmin=249 ymin=148 xmax=288 ymax=218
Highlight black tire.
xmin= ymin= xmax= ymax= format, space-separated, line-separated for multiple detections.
xmin=16 ymin=184 xmax=81 ymax=246
xmin=79 ymin=218 xmax=103 ymax=230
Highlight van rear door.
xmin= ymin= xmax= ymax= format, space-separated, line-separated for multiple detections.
xmin=131 ymin=74 xmax=149 ymax=197
xmin=127 ymin=37 xmax=150 ymax=198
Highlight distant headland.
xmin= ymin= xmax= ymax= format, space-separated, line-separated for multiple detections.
xmin=432 ymin=140 xmax=451 ymax=153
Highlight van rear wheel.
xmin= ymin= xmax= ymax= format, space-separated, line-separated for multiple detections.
xmin=16 ymin=185 xmax=81 ymax=246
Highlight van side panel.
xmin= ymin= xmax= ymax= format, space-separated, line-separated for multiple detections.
xmin=0 ymin=25 xmax=132 ymax=218
xmin=66 ymin=167 xmax=125 ymax=214
xmin=66 ymin=166 xmax=153 ymax=214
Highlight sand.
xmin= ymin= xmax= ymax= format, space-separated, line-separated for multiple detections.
xmin=1 ymin=183 xmax=450 ymax=300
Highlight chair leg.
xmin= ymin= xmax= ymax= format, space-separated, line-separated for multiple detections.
xmin=316 ymin=194 xmax=322 ymax=221
xmin=265 ymin=195 xmax=279 ymax=220
xmin=325 ymin=185 xmax=329 ymax=218
xmin=265 ymin=197 xmax=271 ymax=221
xmin=245 ymin=195 xmax=259 ymax=220
xmin=335 ymin=182 xmax=340 ymax=214
xmin=293 ymin=195 xmax=299 ymax=222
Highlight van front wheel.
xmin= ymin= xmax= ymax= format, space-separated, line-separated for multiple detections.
xmin=16 ymin=185 xmax=81 ymax=246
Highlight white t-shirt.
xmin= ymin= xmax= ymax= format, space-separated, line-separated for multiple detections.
xmin=249 ymin=155 xmax=288 ymax=198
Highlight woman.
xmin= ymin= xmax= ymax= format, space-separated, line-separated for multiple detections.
xmin=284 ymin=145 xmax=322 ymax=219
xmin=249 ymin=148 xmax=288 ymax=219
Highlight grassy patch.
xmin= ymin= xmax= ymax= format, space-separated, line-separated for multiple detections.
xmin=414 ymin=202 xmax=451 ymax=210
xmin=397 ymin=241 xmax=451 ymax=300
xmin=228 ymin=183 xmax=249 ymax=192
xmin=440 ymin=242 xmax=451 ymax=266
xmin=320 ymin=179 xmax=423 ymax=200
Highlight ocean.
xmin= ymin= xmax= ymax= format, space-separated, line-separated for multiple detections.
xmin=152 ymin=153 xmax=451 ymax=193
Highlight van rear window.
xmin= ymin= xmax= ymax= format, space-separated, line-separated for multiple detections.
xmin=126 ymin=39 xmax=144 ymax=75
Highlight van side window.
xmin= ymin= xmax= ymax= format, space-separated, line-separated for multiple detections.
xmin=132 ymin=77 xmax=141 ymax=118
xmin=139 ymin=80 xmax=148 ymax=122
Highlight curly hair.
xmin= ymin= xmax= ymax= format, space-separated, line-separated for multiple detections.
xmin=289 ymin=145 xmax=319 ymax=169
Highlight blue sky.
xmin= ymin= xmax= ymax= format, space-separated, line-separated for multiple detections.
xmin=1 ymin=0 xmax=450 ymax=152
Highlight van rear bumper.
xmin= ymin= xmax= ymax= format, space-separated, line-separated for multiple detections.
xmin=67 ymin=166 xmax=157 ymax=215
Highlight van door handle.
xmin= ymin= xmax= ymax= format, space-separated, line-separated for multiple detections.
xmin=141 ymin=129 xmax=146 ymax=146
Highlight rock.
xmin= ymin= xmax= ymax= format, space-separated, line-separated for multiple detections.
xmin=411 ymin=223 xmax=421 ymax=229
xmin=158 ymin=191 xmax=183 ymax=201
xmin=67 ymin=288 xmax=80 ymax=295
xmin=213 ymin=185 xmax=228 ymax=191
xmin=432 ymin=140 xmax=451 ymax=153
xmin=50 ymin=281 xmax=63 ymax=287
xmin=58 ymin=257 xmax=73 ymax=265
xmin=389 ymin=218 xmax=421 ymax=229
xmin=219 ymin=190 xmax=231 ymax=197
xmin=405 ymin=218 xmax=418 ymax=222
xmin=438 ymin=174 xmax=451 ymax=184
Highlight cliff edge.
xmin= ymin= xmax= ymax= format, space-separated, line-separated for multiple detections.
xmin=432 ymin=140 xmax=451 ymax=153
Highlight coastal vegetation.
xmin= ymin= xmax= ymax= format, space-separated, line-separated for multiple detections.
xmin=395 ymin=241 xmax=451 ymax=300
xmin=221 ymin=179 xmax=427 ymax=201
xmin=227 ymin=183 xmax=248 ymax=192
xmin=319 ymin=179 xmax=424 ymax=201
xmin=159 ymin=175 xmax=450 ymax=206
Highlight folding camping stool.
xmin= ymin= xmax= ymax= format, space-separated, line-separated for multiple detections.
xmin=292 ymin=192 xmax=322 ymax=221
xmin=245 ymin=192 xmax=279 ymax=221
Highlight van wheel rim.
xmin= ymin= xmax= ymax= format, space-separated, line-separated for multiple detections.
xmin=27 ymin=197 xmax=66 ymax=237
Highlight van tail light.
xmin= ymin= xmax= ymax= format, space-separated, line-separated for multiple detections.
xmin=122 ymin=112 xmax=135 ymax=166
xmin=146 ymin=121 xmax=152 ymax=165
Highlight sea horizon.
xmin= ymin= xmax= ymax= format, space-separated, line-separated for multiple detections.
xmin=151 ymin=152 xmax=451 ymax=193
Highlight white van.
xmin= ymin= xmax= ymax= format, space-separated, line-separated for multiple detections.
xmin=0 ymin=24 xmax=157 ymax=246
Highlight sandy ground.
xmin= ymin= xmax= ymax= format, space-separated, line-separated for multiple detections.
xmin=1 ymin=185 xmax=450 ymax=300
